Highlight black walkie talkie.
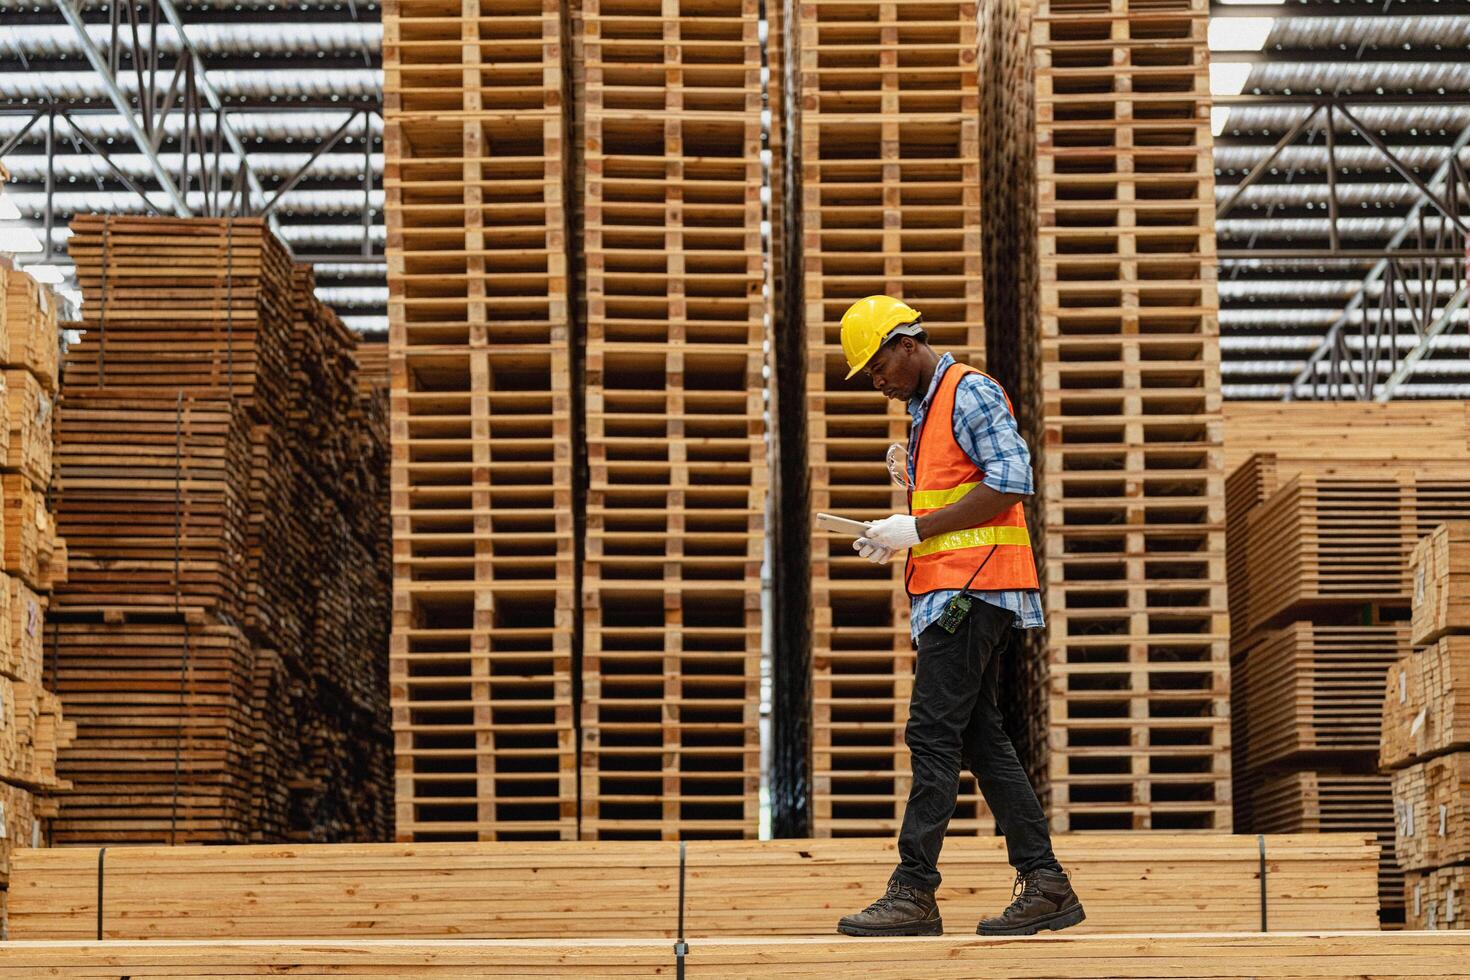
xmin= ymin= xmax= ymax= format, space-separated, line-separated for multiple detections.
xmin=937 ymin=545 xmax=998 ymax=634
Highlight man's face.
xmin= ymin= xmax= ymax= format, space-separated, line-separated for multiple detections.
xmin=863 ymin=336 xmax=920 ymax=402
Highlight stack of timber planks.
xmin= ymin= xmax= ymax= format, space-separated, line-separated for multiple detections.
xmin=577 ymin=0 xmax=765 ymax=841
xmin=1228 ymin=455 xmax=1470 ymax=927
xmin=789 ymin=0 xmax=990 ymax=838
xmin=0 ymin=263 xmax=71 ymax=902
xmin=8 ymin=834 xmax=1378 ymax=939
xmin=383 ymin=0 xmax=579 ymax=840
xmin=1385 ymin=522 xmax=1470 ymax=929
xmin=51 ymin=215 xmax=391 ymax=846
xmin=1029 ymin=0 xmax=1230 ymax=831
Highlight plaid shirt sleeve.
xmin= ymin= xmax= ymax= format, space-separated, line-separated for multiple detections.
xmin=951 ymin=373 xmax=1034 ymax=496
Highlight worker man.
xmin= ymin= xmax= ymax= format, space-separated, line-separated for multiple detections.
xmin=833 ymin=295 xmax=1085 ymax=939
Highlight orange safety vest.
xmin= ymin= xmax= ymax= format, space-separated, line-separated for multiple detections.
xmin=904 ymin=362 xmax=1039 ymax=597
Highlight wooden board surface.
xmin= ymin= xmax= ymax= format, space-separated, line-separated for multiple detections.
xmin=1413 ymin=522 xmax=1470 ymax=648
xmin=1223 ymin=402 xmax=1470 ymax=477
xmin=8 ymin=834 xmax=1378 ymax=940
xmin=0 ymin=932 xmax=1465 ymax=978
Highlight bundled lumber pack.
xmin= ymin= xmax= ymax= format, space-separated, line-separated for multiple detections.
xmin=1225 ymin=454 xmax=1470 ymax=926
xmin=8 ymin=834 xmax=1379 ymax=940
xmin=0 ymin=263 xmax=71 ymax=898
xmin=50 ymin=215 xmax=391 ymax=846
xmin=1382 ymin=521 xmax=1470 ymax=929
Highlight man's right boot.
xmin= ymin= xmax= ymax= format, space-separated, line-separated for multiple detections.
xmin=836 ymin=878 xmax=943 ymax=937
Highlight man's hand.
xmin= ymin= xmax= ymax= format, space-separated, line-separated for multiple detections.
xmin=864 ymin=514 xmax=921 ymax=550
xmin=853 ymin=537 xmax=896 ymax=564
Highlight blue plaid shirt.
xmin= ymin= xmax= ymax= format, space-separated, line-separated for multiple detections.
xmin=906 ymin=353 xmax=1045 ymax=640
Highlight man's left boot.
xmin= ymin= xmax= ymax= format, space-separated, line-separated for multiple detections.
xmin=976 ymin=868 xmax=1085 ymax=936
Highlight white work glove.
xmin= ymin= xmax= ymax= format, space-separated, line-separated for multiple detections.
xmin=853 ymin=537 xmax=895 ymax=564
xmin=864 ymin=514 xmax=921 ymax=551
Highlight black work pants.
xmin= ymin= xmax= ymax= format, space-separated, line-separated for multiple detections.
xmin=892 ymin=599 xmax=1059 ymax=892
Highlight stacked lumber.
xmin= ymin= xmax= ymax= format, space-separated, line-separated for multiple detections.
xmin=51 ymin=215 xmax=392 ymax=846
xmin=1222 ymin=401 xmax=1470 ymax=477
xmin=789 ymin=0 xmax=990 ymax=838
xmin=2 ymin=933 xmax=1469 ymax=979
xmin=577 ymin=0 xmax=764 ymax=840
xmin=1230 ymin=461 xmax=1470 ymax=926
xmin=384 ymin=0 xmax=578 ymax=840
xmin=0 ymin=264 xmax=70 ymax=895
xmin=8 ymin=834 xmax=1378 ymax=939
xmin=1030 ymin=0 xmax=1230 ymax=832
xmin=1382 ymin=521 xmax=1470 ymax=928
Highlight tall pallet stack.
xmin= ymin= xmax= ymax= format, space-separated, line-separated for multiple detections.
xmin=578 ymin=0 xmax=765 ymax=840
xmin=1030 ymin=0 xmax=1229 ymax=831
xmin=384 ymin=0 xmax=578 ymax=840
xmin=0 ymin=264 xmax=72 ymax=903
xmin=51 ymin=215 xmax=391 ymax=845
xmin=1384 ymin=523 xmax=1470 ymax=929
xmin=1230 ymin=459 xmax=1470 ymax=926
xmin=789 ymin=0 xmax=989 ymax=837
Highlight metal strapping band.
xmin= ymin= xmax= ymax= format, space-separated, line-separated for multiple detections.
xmin=675 ymin=840 xmax=688 ymax=980
xmin=96 ymin=846 xmax=106 ymax=940
xmin=910 ymin=523 xmax=1031 ymax=558
xmin=1258 ymin=834 xmax=1268 ymax=933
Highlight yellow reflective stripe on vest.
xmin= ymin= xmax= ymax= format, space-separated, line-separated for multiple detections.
xmin=911 ymin=523 xmax=1032 ymax=558
xmin=910 ymin=481 xmax=981 ymax=511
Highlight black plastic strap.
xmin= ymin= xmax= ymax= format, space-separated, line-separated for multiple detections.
xmin=96 ymin=846 xmax=106 ymax=940
xmin=1258 ymin=834 xmax=1268 ymax=932
xmin=675 ymin=841 xmax=688 ymax=979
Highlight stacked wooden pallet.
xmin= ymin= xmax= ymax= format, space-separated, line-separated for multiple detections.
xmin=52 ymin=216 xmax=391 ymax=846
xmin=1230 ymin=460 xmax=1470 ymax=926
xmin=790 ymin=0 xmax=989 ymax=838
xmin=1031 ymin=0 xmax=1230 ymax=832
xmin=384 ymin=0 xmax=578 ymax=840
xmin=8 ymin=834 xmax=1379 ymax=939
xmin=578 ymin=0 xmax=764 ymax=840
xmin=1384 ymin=522 xmax=1470 ymax=929
xmin=0 ymin=263 xmax=71 ymax=894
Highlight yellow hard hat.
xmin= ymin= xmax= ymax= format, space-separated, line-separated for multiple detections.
xmin=840 ymin=295 xmax=923 ymax=379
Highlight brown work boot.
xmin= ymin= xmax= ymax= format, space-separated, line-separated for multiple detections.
xmin=977 ymin=868 xmax=1085 ymax=936
xmin=836 ymin=878 xmax=943 ymax=937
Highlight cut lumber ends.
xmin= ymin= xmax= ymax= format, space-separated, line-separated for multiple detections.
xmin=1407 ymin=863 xmax=1470 ymax=930
xmin=0 ymin=265 xmax=59 ymax=393
xmin=1413 ymin=522 xmax=1470 ymax=649
xmin=1382 ymin=636 xmax=1470 ymax=772
xmin=1393 ymin=753 xmax=1470 ymax=873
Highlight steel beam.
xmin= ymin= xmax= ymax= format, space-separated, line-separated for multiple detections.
xmin=1374 ymin=285 xmax=1470 ymax=402
xmin=53 ymin=0 xmax=191 ymax=217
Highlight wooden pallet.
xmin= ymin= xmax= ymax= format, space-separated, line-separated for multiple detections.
xmin=385 ymin=0 xmax=578 ymax=842
xmin=9 ymin=834 xmax=1377 ymax=939
xmin=1029 ymin=0 xmax=1229 ymax=832
xmin=788 ymin=0 xmax=991 ymax=838
xmin=577 ymin=0 xmax=765 ymax=840
xmin=1383 ymin=636 xmax=1470 ymax=772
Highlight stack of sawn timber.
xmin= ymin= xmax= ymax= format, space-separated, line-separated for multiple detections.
xmin=0 ymin=262 xmax=72 ymax=901
xmin=1384 ymin=522 xmax=1470 ymax=929
xmin=50 ymin=214 xmax=391 ymax=846
xmin=7 ymin=834 xmax=1378 ymax=939
xmin=1228 ymin=451 xmax=1470 ymax=927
